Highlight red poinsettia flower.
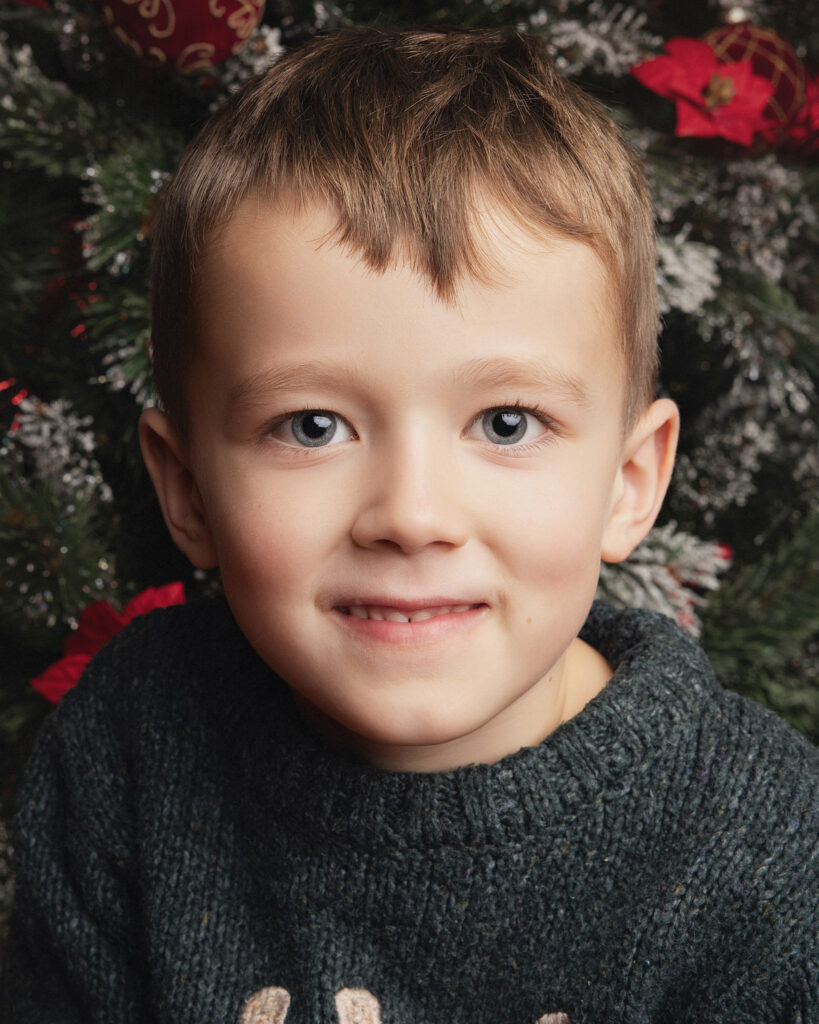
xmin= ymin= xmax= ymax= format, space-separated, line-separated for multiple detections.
xmin=30 ymin=582 xmax=185 ymax=703
xmin=631 ymin=37 xmax=775 ymax=147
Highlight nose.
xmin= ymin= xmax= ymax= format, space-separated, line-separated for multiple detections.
xmin=350 ymin=435 xmax=470 ymax=555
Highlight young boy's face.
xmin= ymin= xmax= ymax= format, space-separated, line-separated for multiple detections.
xmin=142 ymin=197 xmax=676 ymax=772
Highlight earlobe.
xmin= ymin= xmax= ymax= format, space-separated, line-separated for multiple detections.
xmin=138 ymin=408 xmax=218 ymax=569
xmin=601 ymin=398 xmax=679 ymax=564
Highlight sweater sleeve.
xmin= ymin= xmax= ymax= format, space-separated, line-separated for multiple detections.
xmin=1 ymin=675 xmax=151 ymax=1023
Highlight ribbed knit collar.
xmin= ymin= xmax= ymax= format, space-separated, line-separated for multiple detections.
xmin=231 ymin=601 xmax=720 ymax=852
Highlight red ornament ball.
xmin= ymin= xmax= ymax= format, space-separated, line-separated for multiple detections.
xmin=100 ymin=0 xmax=267 ymax=73
xmin=703 ymin=22 xmax=806 ymax=138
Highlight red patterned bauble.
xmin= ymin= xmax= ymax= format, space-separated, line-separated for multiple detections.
xmin=787 ymin=74 xmax=819 ymax=156
xmin=703 ymin=22 xmax=806 ymax=141
xmin=99 ymin=0 xmax=266 ymax=73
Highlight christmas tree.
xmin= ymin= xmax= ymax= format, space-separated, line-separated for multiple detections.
xmin=1 ymin=0 xmax=817 ymax=947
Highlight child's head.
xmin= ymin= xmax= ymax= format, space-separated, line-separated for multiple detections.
xmin=150 ymin=26 xmax=658 ymax=438
xmin=141 ymin=27 xmax=678 ymax=772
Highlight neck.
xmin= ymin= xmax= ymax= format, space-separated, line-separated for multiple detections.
xmin=293 ymin=638 xmax=612 ymax=773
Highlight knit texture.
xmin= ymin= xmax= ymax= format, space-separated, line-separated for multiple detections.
xmin=1 ymin=599 xmax=816 ymax=1023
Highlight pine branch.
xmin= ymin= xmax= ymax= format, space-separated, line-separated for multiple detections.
xmin=0 ymin=398 xmax=118 ymax=645
xmin=0 ymin=38 xmax=99 ymax=179
xmin=598 ymin=521 xmax=731 ymax=635
xmin=700 ymin=514 xmax=819 ymax=740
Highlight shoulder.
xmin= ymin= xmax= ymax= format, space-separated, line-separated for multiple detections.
xmin=26 ymin=599 xmax=279 ymax=806
xmin=62 ymin=596 xmax=264 ymax=718
xmin=591 ymin=604 xmax=818 ymax=999
xmin=715 ymin=682 xmax=817 ymax=779
xmin=679 ymin=696 xmax=817 ymax=1006
xmin=649 ymin=624 xmax=818 ymax=970
xmin=15 ymin=598 xmax=286 ymax=856
xmin=699 ymin=685 xmax=818 ymax=864
xmin=73 ymin=595 xmax=249 ymax=684
xmin=583 ymin=601 xmax=816 ymax=776
xmin=582 ymin=600 xmax=817 ymax=883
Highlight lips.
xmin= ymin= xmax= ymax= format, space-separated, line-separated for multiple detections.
xmin=338 ymin=603 xmax=482 ymax=623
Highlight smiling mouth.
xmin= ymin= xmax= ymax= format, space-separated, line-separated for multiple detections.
xmin=337 ymin=603 xmax=484 ymax=623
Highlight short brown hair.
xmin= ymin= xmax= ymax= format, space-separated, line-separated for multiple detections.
xmin=150 ymin=26 xmax=658 ymax=435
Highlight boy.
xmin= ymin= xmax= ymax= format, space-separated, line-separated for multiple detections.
xmin=2 ymin=26 xmax=816 ymax=1024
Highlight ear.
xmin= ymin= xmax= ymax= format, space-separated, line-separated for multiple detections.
xmin=138 ymin=408 xmax=218 ymax=569
xmin=601 ymin=398 xmax=679 ymax=564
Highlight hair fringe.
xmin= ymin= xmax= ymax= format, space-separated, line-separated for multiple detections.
xmin=151 ymin=27 xmax=658 ymax=435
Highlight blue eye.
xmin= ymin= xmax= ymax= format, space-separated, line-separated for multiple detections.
xmin=268 ymin=409 xmax=354 ymax=449
xmin=289 ymin=410 xmax=340 ymax=447
xmin=482 ymin=408 xmax=528 ymax=444
xmin=464 ymin=405 xmax=553 ymax=450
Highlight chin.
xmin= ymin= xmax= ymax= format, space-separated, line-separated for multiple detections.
xmin=352 ymin=697 xmax=495 ymax=752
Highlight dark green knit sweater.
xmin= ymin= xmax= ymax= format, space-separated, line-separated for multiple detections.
xmin=2 ymin=599 xmax=817 ymax=1023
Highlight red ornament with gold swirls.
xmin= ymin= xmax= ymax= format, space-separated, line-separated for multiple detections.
xmin=99 ymin=0 xmax=267 ymax=73
xmin=702 ymin=22 xmax=806 ymax=143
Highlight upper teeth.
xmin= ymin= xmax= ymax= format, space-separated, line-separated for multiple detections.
xmin=345 ymin=604 xmax=475 ymax=623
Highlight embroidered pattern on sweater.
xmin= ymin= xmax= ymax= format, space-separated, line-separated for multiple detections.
xmin=241 ymin=986 xmax=291 ymax=1023
xmin=241 ymin=987 xmax=570 ymax=1023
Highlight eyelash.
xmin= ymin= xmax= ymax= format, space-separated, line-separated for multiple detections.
xmin=469 ymin=401 xmax=560 ymax=455
xmin=263 ymin=401 xmax=560 ymax=453
xmin=261 ymin=407 xmax=358 ymax=457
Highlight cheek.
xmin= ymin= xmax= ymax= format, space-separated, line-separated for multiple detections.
xmin=205 ymin=469 xmax=349 ymax=595
xmin=495 ymin=465 xmax=613 ymax=586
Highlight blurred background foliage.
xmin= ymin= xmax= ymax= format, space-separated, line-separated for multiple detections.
xmin=1 ymin=0 xmax=817 ymax=947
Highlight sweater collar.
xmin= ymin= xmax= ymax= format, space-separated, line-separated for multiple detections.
xmin=231 ymin=601 xmax=719 ymax=850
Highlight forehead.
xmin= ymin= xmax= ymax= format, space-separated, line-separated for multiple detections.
xmin=191 ymin=196 xmax=624 ymax=406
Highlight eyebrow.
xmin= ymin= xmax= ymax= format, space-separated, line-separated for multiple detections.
xmin=455 ymin=357 xmax=590 ymax=406
xmin=229 ymin=361 xmax=369 ymax=408
xmin=230 ymin=355 xmax=590 ymax=408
